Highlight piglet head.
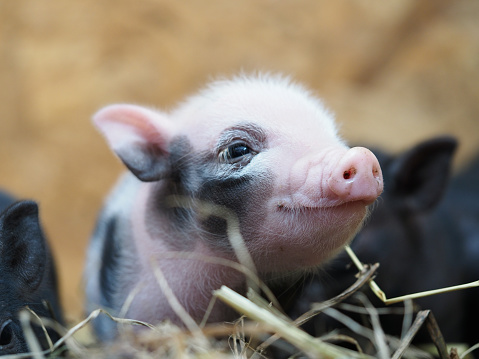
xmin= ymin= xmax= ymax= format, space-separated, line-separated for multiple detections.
xmin=93 ymin=75 xmax=383 ymax=273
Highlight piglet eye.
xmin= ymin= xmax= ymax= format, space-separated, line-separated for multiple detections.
xmin=228 ymin=143 xmax=250 ymax=158
xmin=219 ymin=143 xmax=255 ymax=164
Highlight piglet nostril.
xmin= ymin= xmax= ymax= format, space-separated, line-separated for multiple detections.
xmin=343 ymin=168 xmax=356 ymax=180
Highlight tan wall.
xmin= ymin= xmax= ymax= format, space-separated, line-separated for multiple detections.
xmin=1 ymin=1 xmax=478 ymax=321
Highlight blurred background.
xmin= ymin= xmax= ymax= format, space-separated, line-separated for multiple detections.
xmin=0 ymin=1 xmax=478 ymax=322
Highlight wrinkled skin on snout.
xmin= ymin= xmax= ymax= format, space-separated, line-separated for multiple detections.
xmin=85 ymin=74 xmax=383 ymax=339
xmin=0 ymin=198 xmax=64 ymax=355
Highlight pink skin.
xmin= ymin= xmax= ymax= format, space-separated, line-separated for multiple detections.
xmin=87 ymin=74 xmax=384 ymax=327
xmin=128 ymin=185 xmax=242 ymax=324
xmin=328 ymin=147 xmax=383 ymax=205
xmin=120 ymin=145 xmax=383 ymax=325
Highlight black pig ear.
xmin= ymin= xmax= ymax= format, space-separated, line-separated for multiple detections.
xmin=389 ymin=136 xmax=458 ymax=212
xmin=93 ymin=104 xmax=175 ymax=182
xmin=0 ymin=201 xmax=46 ymax=291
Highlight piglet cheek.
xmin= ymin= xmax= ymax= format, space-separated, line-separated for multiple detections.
xmin=249 ymin=148 xmax=377 ymax=270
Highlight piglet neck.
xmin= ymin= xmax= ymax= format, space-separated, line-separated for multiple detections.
xmin=131 ymin=182 xmax=249 ymax=325
xmin=132 ymin=241 xmax=248 ymax=325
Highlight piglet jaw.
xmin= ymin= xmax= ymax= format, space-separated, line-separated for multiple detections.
xmin=328 ymin=147 xmax=383 ymax=205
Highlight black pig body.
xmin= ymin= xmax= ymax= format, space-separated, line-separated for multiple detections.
xmin=0 ymin=199 xmax=64 ymax=355
xmin=446 ymin=155 xmax=479 ymax=345
xmin=284 ymin=136 xmax=479 ymax=346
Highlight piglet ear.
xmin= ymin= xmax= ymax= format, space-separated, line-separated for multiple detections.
xmin=0 ymin=201 xmax=47 ymax=291
xmin=389 ymin=136 xmax=458 ymax=212
xmin=93 ymin=104 xmax=175 ymax=182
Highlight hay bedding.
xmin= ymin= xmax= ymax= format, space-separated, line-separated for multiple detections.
xmin=6 ymin=253 xmax=479 ymax=359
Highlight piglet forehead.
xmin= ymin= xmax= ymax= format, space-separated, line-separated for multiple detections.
xmin=172 ymin=74 xmax=342 ymax=149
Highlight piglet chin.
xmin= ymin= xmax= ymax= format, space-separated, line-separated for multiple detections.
xmin=276 ymin=197 xmax=372 ymax=211
xmin=253 ymin=201 xmax=369 ymax=272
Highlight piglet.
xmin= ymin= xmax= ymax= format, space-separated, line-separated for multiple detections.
xmin=0 ymin=200 xmax=64 ymax=355
xmin=84 ymin=74 xmax=383 ymax=339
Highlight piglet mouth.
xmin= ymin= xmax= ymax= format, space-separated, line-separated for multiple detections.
xmin=275 ymin=198 xmax=370 ymax=211
xmin=276 ymin=203 xmax=324 ymax=211
xmin=276 ymin=201 xmax=354 ymax=212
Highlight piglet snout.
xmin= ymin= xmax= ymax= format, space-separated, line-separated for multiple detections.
xmin=328 ymin=147 xmax=383 ymax=205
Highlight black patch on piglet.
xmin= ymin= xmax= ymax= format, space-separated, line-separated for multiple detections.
xmin=197 ymin=174 xmax=255 ymax=239
xmin=147 ymin=134 xmax=273 ymax=251
xmin=99 ymin=217 xmax=120 ymax=310
xmin=197 ymin=170 xmax=273 ymax=251
xmin=147 ymin=136 xmax=200 ymax=249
